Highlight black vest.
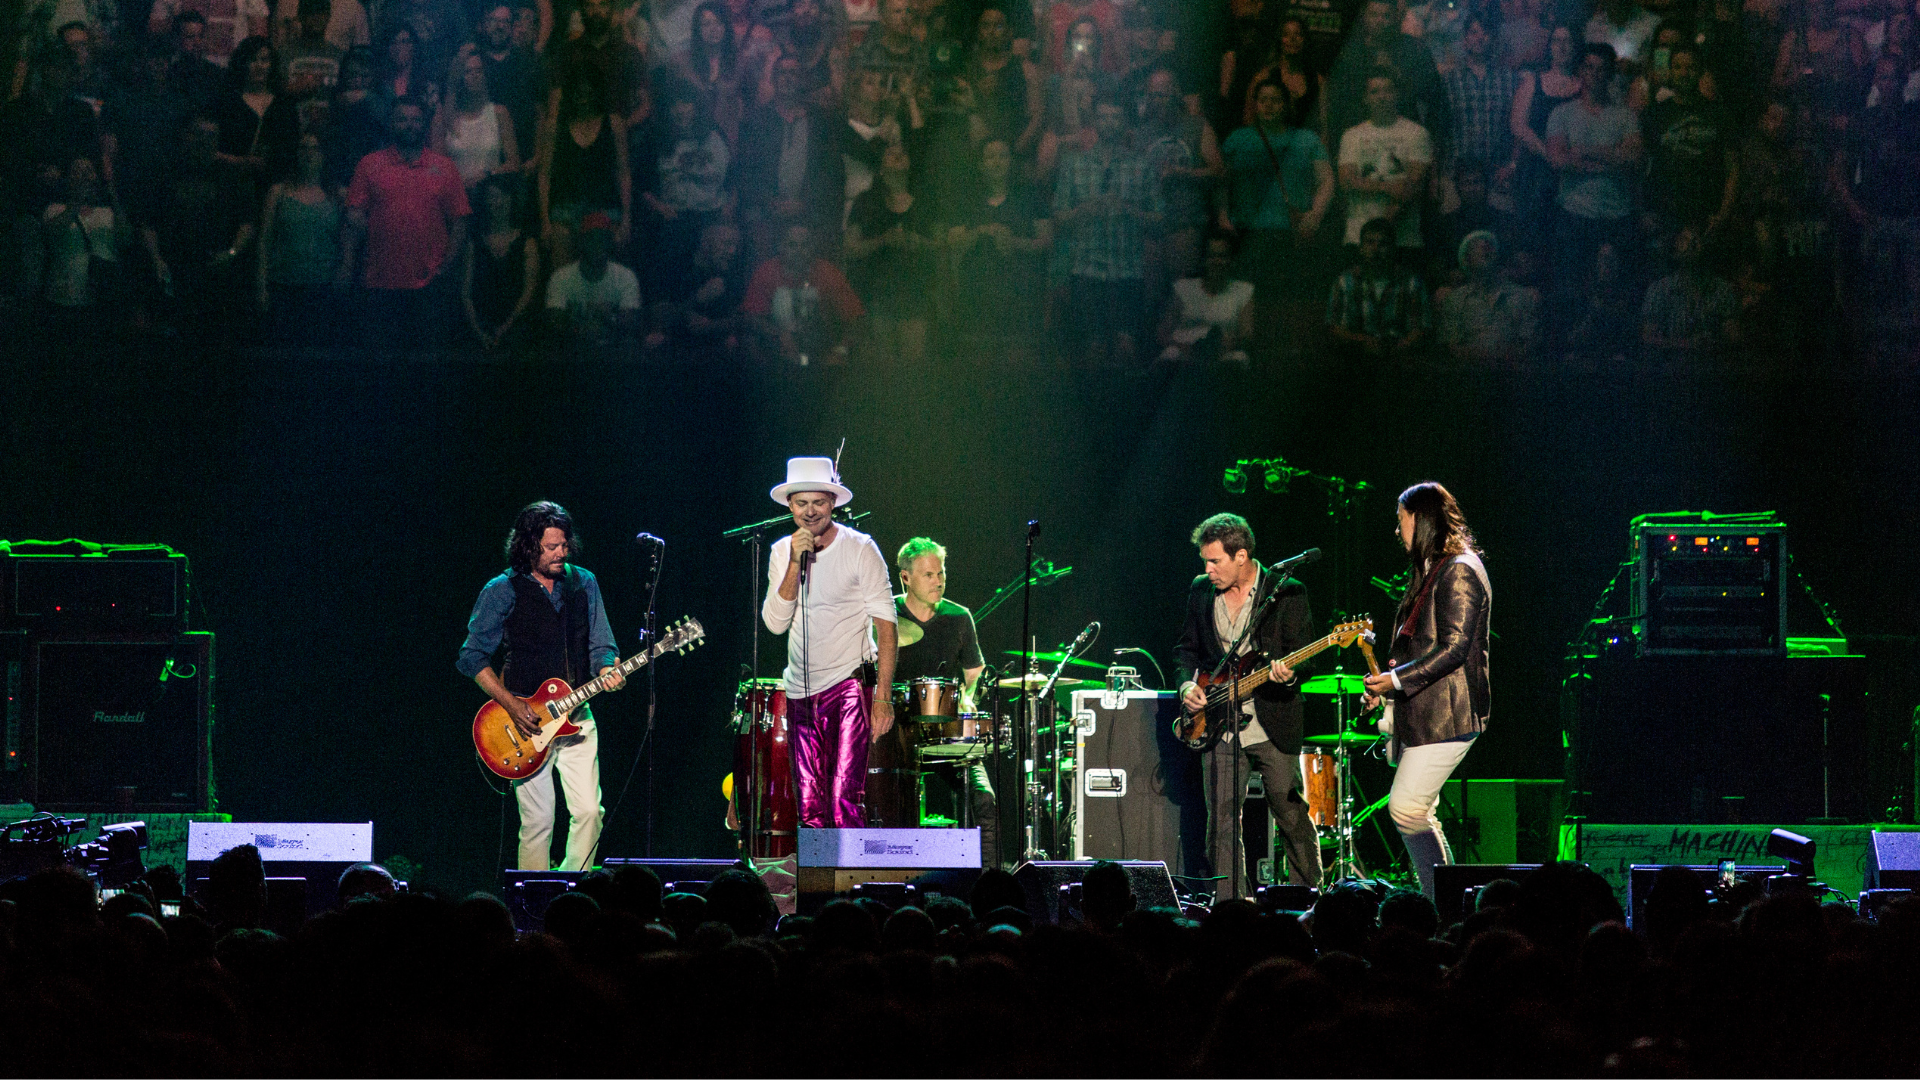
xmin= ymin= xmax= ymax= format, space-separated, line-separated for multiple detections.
xmin=498 ymin=570 xmax=591 ymax=696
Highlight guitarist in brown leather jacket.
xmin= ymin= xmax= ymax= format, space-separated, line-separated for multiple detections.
xmin=1362 ymin=482 xmax=1491 ymax=900
xmin=1174 ymin=513 xmax=1322 ymax=898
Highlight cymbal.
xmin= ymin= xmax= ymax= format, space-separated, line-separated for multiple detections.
xmin=1002 ymin=650 xmax=1107 ymax=670
xmin=995 ymin=673 xmax=1091 ymax=689
xmin=1299 ymin=673 xmax=1370 ymax=695
xmin=897 ymin=619 xmax=924 ymax=647
xmin=1302 ymin=732 xmax=1386 ymax=746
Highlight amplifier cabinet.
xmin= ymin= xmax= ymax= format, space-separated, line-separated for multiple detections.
xmin=30 ymin=633 xmax=213 ymax=812
xmin=2 ymin=544 xmax=189 ymax=632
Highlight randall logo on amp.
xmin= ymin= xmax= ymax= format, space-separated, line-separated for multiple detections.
xmin=93 ymin=711 xmax=148 ymax=724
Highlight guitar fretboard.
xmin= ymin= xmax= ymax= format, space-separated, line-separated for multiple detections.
xmin=541 ymin=620 xmax=703 ymax=718
xmin=1212 ymin=633 xmax=1342 ymax=703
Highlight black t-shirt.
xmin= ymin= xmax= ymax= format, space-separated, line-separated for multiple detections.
xmin=893 ymin=597 xmax=984 ymax=685
xmin=846 ymin=186 xmax=938 ymax=308
xmin=1643 ymin=96 xmax=1730 ymax=224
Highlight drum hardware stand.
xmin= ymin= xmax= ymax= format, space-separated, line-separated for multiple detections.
xmin=1326 ymin=662 xmax=1365 ymax=882
xmin=1031 ymin=623 xmax=1099 ymax=861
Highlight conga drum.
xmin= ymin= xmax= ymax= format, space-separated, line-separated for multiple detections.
xmin=1300 ymin=750 xmax=1336 ymax=830
xmin=865 ymin=708 xmax=920 ymax=827
xmin=733 ymin=679 xmax=796 ymax=857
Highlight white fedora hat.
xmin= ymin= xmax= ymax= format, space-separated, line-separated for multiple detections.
xmin=770 ymin=456 xmax=853 ymax=507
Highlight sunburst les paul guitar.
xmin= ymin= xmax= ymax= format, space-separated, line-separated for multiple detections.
xmin=1174 ymin=618 xmax=1374 ymax=750
xmin=473 ymin=617 xmax=705 ymax=780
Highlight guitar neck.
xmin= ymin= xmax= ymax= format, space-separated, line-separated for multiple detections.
xmin=549 ymin=644 xmax=659 ymax=715
xmin=1356 ymin=635 xmax=1383 ymax=677
xmin=1224 ymin=632 xmax=1342 ymax=699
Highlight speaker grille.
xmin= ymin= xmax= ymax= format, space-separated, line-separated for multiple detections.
xmin=33 ymin=636 xmax=211 ymax=810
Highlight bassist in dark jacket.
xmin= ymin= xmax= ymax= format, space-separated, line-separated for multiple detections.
xmin=1362 ymin=482 xmax=1490 ymax=899
xmin=1174 ymin=513 xmax=1322 ymax=896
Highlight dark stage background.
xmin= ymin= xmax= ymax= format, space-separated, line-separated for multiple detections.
xmin=3 ymin=339 xmax=1916 ymax=894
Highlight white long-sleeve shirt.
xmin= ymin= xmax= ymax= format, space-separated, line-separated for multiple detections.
xmin=761 ymin=524 xmax=896 ymax=698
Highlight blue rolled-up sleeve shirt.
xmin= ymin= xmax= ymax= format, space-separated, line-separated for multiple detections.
xmin=457 ymin=568 xmax=618 ymax=680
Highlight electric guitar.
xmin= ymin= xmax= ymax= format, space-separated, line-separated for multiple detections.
xmin=1354 ymin=624 xmax=1397 ymax=764
xmin=473 ymin=617 xmax=705 ymax=780
xmin=1174 ymin=618 xmax=1373 ymax=750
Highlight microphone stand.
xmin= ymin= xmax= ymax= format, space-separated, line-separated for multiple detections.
xmin=1020 ymin=520 xmax=1039 ymax=861
xmin=641 ymin=540 xmax=662 ymax=856
xmin=1205 ymin=563 xmax=1285 ymax=901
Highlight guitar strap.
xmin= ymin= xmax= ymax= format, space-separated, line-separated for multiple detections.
xmin=1396 ymin=562 xmax=1444 ymax=642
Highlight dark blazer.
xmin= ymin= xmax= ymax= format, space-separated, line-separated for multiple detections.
xmin=1174 ymin=570 xmax=1314 ymax=754
xmin=1386 ymin=553 xmax=1490 ymax=748
xmin=735 ymin=102 xmax=846 ymax=234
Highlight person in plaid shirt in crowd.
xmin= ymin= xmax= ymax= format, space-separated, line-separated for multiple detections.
xmin=1441 ymin=16 xmax=1518 ymax=206
xmin=1053 ymin=85 xmax=1164 ymax=366
xmin=1326 ymin=215 xmax=1430 ymax=359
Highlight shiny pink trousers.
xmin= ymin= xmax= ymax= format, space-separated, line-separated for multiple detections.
xmin=789 ymin=677 xmax=870 ymax=827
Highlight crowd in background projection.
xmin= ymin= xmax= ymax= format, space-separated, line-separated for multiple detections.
xmin=4 ymin=850 xmax=1920 ymax=1075
xmin=1 ymin=0 xmax=1916 ymax=368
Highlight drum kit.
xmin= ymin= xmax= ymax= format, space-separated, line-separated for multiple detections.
xmin=732 ymin=672 xmax=1077 ymax=856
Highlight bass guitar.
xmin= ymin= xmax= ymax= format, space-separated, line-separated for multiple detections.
xmin=1175 ymin=618 xmax=1373 ymax=749
xmin=473 ymin=616 xmax=705 ymax=780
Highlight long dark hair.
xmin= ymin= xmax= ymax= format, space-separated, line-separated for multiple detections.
xmin=227 ymin=35 xmax=280 ymax=93
xmin=1399 ymin=481 xmax=1479 ymax=587
xmin=689 ymin=1 xmax=739 ymax=74
xmin=505 ymin=500 xmax=579 ymax=574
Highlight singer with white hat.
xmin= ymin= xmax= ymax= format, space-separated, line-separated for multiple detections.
xmin=761 ymin=456 xmax=898 ymax=827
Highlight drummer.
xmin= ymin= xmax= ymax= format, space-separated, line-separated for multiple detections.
xmin=893 ymin=537 xmax=999 ymax=866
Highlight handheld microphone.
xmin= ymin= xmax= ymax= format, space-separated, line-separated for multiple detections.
xmin=1271 ymin=547 xmax=1322 ymax=574
xmin=636 ymin=532 xmax=666 ymax=547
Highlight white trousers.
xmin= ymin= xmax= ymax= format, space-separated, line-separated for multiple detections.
xmin=1388 ymin=738 xmax=1474 ymax=837
xmin=514 ymin=718 xmax=604 ymax=871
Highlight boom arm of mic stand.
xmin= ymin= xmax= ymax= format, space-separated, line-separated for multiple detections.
xmin=722 ymin=512 xmax=796 ymax=539
xmin=1036 ymin=627 xmax=1098 ymax=700
xmin=976 ymin=563 xmax=1072 ymax=621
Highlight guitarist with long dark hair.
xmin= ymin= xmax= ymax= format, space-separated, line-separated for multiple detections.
xmin=458 ymin=501 xmax=625 ymax=872
xmin=1361 ymin=482 xmax=1490 ymax=900
xmin=1174 ymin=513 xmax=1321 ymax=897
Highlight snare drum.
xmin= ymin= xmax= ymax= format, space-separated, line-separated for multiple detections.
xmin=732 ymin=679 xmax=795 ymax=857
xmin=901 ymin=677 xmax=962 ymax=720
xmin=1300 ymin=750 xmax=1336 ymax=830
xmin=915 ymin=712 xmax=997 ymax=759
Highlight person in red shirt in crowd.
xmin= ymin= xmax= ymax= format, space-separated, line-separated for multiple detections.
xmin=338 ymin=96 xmax=470 ymax=348
xmin=742 ymin=221 xmax=863 ymax=365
